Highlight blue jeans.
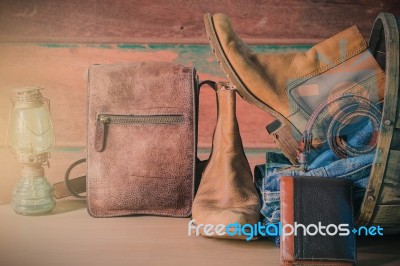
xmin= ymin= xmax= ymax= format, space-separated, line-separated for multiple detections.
xmin=254 ymin=120 xmax=375 ymax=246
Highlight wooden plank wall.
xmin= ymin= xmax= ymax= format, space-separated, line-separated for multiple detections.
xmin=1 ymin=0 xmax=399 ymax=44
xmin=0 ymin=0 xmax=399 ymax=203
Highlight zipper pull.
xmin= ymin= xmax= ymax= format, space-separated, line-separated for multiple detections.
xmin=95 ymin=115 xmax=110 ymax=152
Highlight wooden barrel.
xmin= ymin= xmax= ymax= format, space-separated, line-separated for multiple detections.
xmin=356 ymin=13 xmax=400 ymax=232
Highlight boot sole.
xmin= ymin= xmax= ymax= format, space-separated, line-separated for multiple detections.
xmin=204 ymin=13 xmax=302 ymax=163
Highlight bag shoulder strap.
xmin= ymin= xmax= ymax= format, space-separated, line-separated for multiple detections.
xmin=53 ymin=158 xmax=86 ymax=199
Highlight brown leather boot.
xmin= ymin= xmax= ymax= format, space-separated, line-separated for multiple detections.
xmin=192 ymin=83 xmax=261 ymax=239
xmin=204 ymin=13 xmax=385 ymax=163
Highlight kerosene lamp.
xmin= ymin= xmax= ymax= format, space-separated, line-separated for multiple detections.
xmin=7 ymin=87 xmax=56 ymax=215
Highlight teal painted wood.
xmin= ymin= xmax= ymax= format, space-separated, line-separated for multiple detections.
xmin=35 ymin=43 xmax=311 ymax=77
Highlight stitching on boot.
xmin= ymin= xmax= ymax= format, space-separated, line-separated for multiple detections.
xmin=286 ymin=45 xmax=367 ymax=91
xmin=345 ymin=71 xmax=385 ymax=97
xmin=286 ymin=43 xmax=367 ymax=119
xmin=290 ymin=69 xmax=384 ymax=119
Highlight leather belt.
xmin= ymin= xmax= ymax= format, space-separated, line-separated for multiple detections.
xmin=298 ymin=94 xmax=382 ymax=171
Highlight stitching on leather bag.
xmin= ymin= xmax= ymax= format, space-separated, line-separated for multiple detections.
xmin=280 ymin=176 xmax=295 ymax=264
xmin=86 ymin=65 xmax=94 ymax=215
xmin=281 ymin=177 xmax=291 ymax=262
xmin=190 ymin=68 xmax=197 ymax=204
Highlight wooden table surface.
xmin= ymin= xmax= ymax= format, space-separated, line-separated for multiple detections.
xmin=1 ymin=146 xmax=399 ymax=266
xmin=0 ymin=200 xmax=399 ymax=266
xmin=1 ymin=149 xmax=400 ymax=266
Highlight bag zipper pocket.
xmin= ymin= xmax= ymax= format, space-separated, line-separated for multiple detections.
xmin=94 ymin=114 xmax=184 ymax=152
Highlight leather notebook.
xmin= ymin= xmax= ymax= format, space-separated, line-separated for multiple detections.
xmin=280 ymin=176 xmax=356 ymax=265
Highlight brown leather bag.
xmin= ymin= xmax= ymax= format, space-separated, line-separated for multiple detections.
xmin=55 ymin=62 xmax=204 ymax=217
